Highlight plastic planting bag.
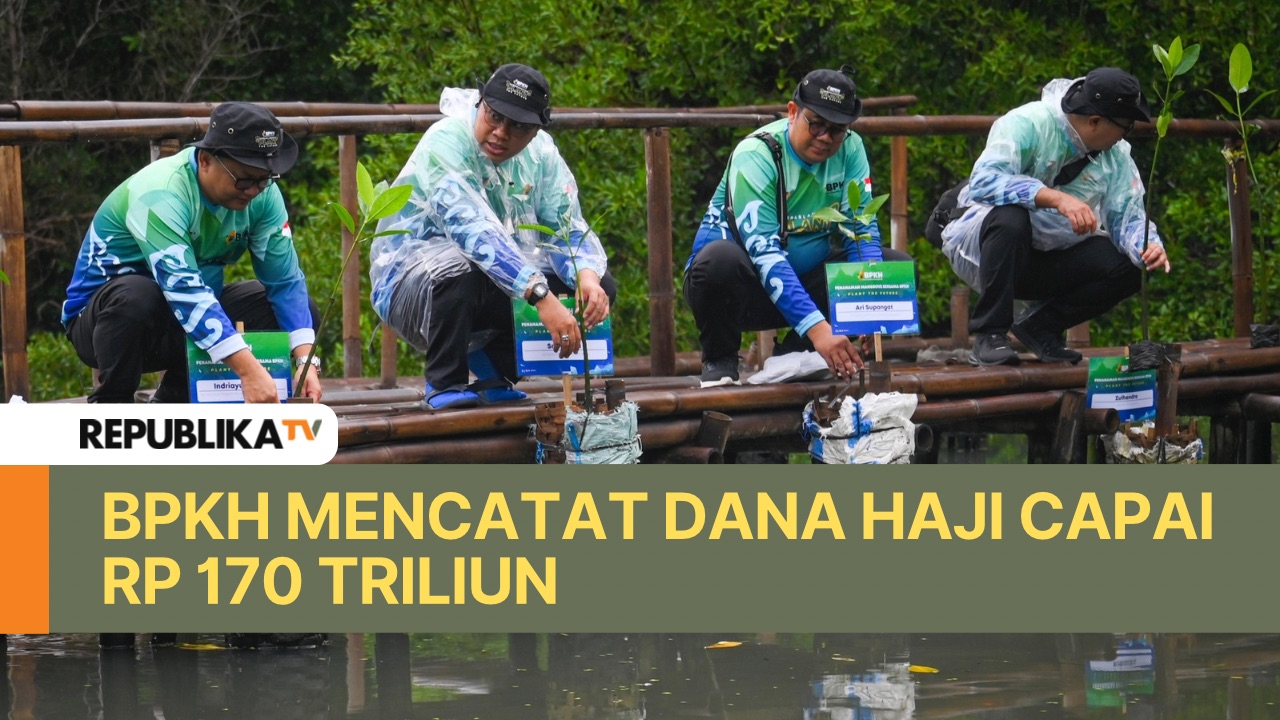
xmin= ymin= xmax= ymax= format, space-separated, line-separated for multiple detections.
xmin=535 ymin=401 xmax=641 ymax=464
xmin=1103 ymin=430 xmax=1203 ymax=464
xmin=802 ymin=391 xmax=917 ymax=464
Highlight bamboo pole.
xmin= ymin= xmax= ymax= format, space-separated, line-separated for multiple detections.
xmin=5 ymin=112 xmax=1279 ymax=145
xmin=889 ymin=108 xmax=909 ymax=253
xmin=380 ymin=325 xmax=399 ymax=389
xmin=950 ymin=286 xmax=969 ymax=349
xmin=0 ymin=146 xmax=28 ymax=400
xmin=644 ymin=128 xmax=676 ymax=376
xmin=1154 ymin=346 xmax=1184 ymax=438
xmin=0 ymin=96 xmax=918 ymax=122
xmin=339 ymin=135 xmax=362 ymax=377
xmin=1226 ymin=141 xmax=1254 ymax=338
xmin=1241 ymin=393 xmax=1280 ymax=421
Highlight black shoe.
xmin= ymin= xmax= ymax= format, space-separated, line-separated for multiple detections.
xmin=969 ymin=332 xmax=1020 ymax=366
xmin=1011 ymin=321 xmax=1083 ymax=364
xmin=772 ymin=330 xmax=812 ymax=357
xmin=700 ymin=357 xmax=741 ymax=387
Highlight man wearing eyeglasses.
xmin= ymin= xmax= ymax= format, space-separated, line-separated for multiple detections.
xmin=62 ymin=102 xmax=322 ymax=403
xmin=938 ymin=67 xmax=1171 ymax=366
xmin=684 ymin=67 xmax=911 ymax=387
xmin=370 ymin=63 xmax=614 ymax=410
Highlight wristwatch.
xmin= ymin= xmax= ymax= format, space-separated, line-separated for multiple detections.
xmin=295 ymin=355 xmax=321 ymax=371
xmin=526 ymin=281 xmax=550 ymax=305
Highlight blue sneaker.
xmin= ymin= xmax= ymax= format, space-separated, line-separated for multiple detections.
xmin=467 ymin=348 xmax=527 ymax=404
xmin=474 ymin=384 xmax=528 ymax=404
xmin=423 ymin=383 xmax=481 ymax=410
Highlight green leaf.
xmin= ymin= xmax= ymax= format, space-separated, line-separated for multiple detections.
xmin=0 ymin=268 xmax=8 ymax=284
xmin=1156 ymin=111 xmax=1171 ymax=139
xmin=1206 ymin=90 xmax=1237 ymax=117
xmin=356 ymin=161 xmax=375 ymax=212
xmin=368 ymin=229 xmax=411 ymax=239
xmin=1229 ymin=43 xmax=1252 ymax=94
xmin=1242 ymin=88 xmax=1277 ymax=117
xmin=1174 ymin=43 xmax=1200 ymax=77
xmin=858 ymin=193 xmax=891 ymax=220
xmin=518 ymin=223 xmax=558 ymax=236
xmin=1153 ymin=44 xmax=1172 ymax=78
xmin=328 ymin=201 xmax=356 ymax=235
xmin=367 ymin=184 xmax=413 ymax=222
xmin=1168 ymin=36 xmax=1183 ymax=71
xmin=812 ymin=206 xmax=848 ymax=223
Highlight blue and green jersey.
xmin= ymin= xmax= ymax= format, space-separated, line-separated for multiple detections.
xmin=62 ymin=148 xmax=314 ymax=362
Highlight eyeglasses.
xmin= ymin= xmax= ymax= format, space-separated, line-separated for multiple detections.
xmin=1104 ymin=116 xmax=1136 ymax=136
xmin=483 ymin=105 xmax=538 ymax=137
xmin=800 ymin=111 xmax=851 ymax=140
xmin=214 ymin=155 xmax=278 ymax=191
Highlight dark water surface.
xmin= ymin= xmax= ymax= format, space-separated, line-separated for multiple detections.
xmin=3 ymin=633 xmax=1278 ymax=719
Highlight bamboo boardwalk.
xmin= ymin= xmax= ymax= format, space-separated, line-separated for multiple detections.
xmin=328 ymin=337 xmax=1280 ymax=464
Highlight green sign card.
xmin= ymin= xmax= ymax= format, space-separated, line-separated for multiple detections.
xmin=186 ymin=331 xmax=292 ymax=403
xmin=1086 ymin=356 xmax=1157 ymax=422
xmin=825 ymin=260 xmax=920 ymax=336
xmin=512 ymin=297 xmax=613 ymax=377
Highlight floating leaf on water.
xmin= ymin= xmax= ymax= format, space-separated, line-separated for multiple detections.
xmin=705 ymin=641 xmax=742 ymax=649
xmin=178 ymin=643 xmax=226 ymax=651
xmin=909 ymin=664 xmax=939 ymax=673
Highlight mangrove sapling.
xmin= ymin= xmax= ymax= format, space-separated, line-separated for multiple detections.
xmin=1137 ymin=37 xmax=1200 ymax=342
xmin=1207 ymin=43 xmax=1277 ymax=344
xmin=292 ymin=161 xmax=412 ymax=398
xmin=812 ymin=188 xmax=891 ymax=367
xmin=1207 ymin=43 xmax=1275 ymax=188
xmin=519 ymin=212 xmax=607 ymax=415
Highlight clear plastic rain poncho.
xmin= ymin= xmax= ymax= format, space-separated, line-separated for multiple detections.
xmin=941 ymin=78 xmax=1161 ymax=290
xmin=368 ymin=88 xmax=607 ymax=351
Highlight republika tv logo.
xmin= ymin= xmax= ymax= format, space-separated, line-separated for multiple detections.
xmin=80 ymin=417 xmax=324 ymax=450
xmin=0 ymin=404 xmax=337 ymax=464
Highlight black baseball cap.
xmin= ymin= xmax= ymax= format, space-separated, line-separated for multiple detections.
xmin=480 ymin=64 xmax=552 ymax=126
xmin=191 ymin=102 xmax=299 ymax=174
xmin=1061 ymin=67 xmax=1152 ymax=124
xmin=793 ymin=66 xmax=863 ymax=125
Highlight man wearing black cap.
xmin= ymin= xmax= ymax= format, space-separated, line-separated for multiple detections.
xmin=684 ymin=67 xmax=910 ymax=387
xmin=370 ymin=63 xmax=615 ymax=410
xmin=62 ymin=101 xmax=322 ymax=403
xmin=938 ymin=67 xmax=1171 ymax=366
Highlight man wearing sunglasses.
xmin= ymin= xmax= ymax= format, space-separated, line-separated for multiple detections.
xmin=938 ymin=67 xmax=1171 ymax=366
xmin=684 ymin=67 xmax=912 ymax=387
xmin=370 ymin=63 xmax=615 ymax=410
xmin=63 ymin=102 xmax=322 ymax=403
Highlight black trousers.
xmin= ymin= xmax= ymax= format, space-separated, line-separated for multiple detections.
xmin=65 ymin=275 xmax=318 ymax=403
xmin=683 ymin=240 xmax=914 ymax=362
xmin=420 ymin=268 xmax=619 ymax=391
xmin=971 ymin=205 xmax=1142 ymax=335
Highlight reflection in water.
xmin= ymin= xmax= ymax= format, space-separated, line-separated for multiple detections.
xmin=807 ymin=663 xmax=916 ymax=720
xmin=1 ymin=633 xmax=1278 ymax=719
xmin=1086 ymin=637 xmax=1155 ymax=707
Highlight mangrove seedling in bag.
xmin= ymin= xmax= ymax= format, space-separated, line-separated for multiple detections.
xmin=1135 ymin=37 xmax=1200 ymax=342
xmin=292 ymin=161 xmax=412 ymax=398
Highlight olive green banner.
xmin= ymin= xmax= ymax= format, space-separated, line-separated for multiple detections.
xmin=48 ymin=464 xmax=1277 ymax=632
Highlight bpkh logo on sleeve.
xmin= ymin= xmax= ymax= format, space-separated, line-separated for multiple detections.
xmin=0 ymin=404 xmax=337 ymax=465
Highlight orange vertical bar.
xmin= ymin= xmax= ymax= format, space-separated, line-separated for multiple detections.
xmin=0 ymin=465 xmax=50 ymax=632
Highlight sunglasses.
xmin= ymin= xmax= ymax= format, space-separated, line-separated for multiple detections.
xmin=483 ymin=105 xmax=539 ymax=137
xmin=214 ymin=154 xmax=278 ymax=191
xmin=1104 ymin=116 xmax=1136 ymax=136
xmin=800 ymin=111 xmax=852 ymax=140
